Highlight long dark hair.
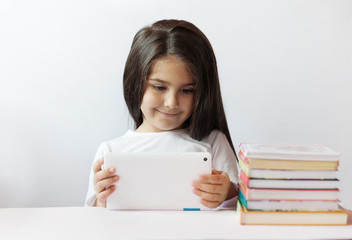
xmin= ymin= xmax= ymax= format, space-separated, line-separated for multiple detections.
xmin=123 ymin=19 xmax=236 ymax=155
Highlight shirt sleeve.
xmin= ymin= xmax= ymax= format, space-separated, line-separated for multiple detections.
xmin=84 ymin=142 xmax=111 ymax=207
xmin=216 ymin=182 xmax=238 ymax=210
xmin=208 ymin=131 xmax=239 ymax=184
xmin=205 ymin=131 xmax=239 ymax=209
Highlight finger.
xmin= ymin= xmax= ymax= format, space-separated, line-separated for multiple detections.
xmin=96 ymin=185 xmax=116 ymax=202
xmin=94 ymin=167 xmax=116 ymax=184
xmin=198 ymin=174 xmax=227 ymax=184
xmin=95 ymin=175 xmax=119 ymax=193
xmin=192 ymin=187 xmax=222 ymax=202
xmin=192 ymin=181 xmax=224 ymax=194
xmin=200 ymin=198 xmax=221 ymax=209
xmin=212 ymin=169 xmax=222 ymax=175
xmin=93 ymin=158 xmax=104 ymax=174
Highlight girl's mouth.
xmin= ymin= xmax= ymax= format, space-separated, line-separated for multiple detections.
xmin=157 ymin=109 xmax=180 ymax=117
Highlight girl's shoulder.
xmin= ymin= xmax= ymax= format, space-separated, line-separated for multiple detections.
xmin=202 ymin=130 xmax=227 ymax=145
xmin=94 ymin=132 xmax=130 ymax=156
xmin=99 ymin=130 xmax=136 ymax=151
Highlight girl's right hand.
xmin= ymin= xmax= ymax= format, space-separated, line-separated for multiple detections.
xmin=93 ymin=158 xmax=119 ymax=207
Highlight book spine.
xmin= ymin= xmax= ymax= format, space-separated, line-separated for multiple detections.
xmin=238 ymin=189 xmax=248 ymax=209
xmin=238 ymin=150 xmax=249 ymax=164
xmin=238 ymin=182 xmax=249 ymax=199
xmin=238 ymin=157 xmax=249 ymax=176
xmin=239 ymin=170 xmax=250 ymax=188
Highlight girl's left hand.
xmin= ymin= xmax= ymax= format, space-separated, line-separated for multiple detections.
xmin=192 ymin=169 xmax=233 ymax=208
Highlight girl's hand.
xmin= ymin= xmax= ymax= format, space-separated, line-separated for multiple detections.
xmin=192 ymin=169 xmax=235 ymax=208
xmin=93 ymin=158 xmax=119 ymax=207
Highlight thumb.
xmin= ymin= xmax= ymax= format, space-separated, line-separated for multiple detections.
xmin=212 ymin=169 xmax=223 ymax=175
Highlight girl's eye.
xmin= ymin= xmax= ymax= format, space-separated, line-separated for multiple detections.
xmin=152 ymin=85 xmax=166 ymax=91
xmin=181 ymin=88 xmax=195 ymax=94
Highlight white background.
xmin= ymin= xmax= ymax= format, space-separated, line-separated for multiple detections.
xmin=1 ymin=0 xmax=351 ymax=208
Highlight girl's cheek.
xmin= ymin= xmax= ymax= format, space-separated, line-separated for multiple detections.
xmin=142 ymin=90 xmax=162 ymax=105
xmin=182 ymin=95 xmax=194 ymax=108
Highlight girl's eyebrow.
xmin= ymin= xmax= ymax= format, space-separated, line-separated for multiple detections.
xmin=148 ymin=78 xmax=195 ymax=87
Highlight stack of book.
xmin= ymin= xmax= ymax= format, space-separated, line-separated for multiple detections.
xmin=237 ymin=142 xmax=349 ymax=225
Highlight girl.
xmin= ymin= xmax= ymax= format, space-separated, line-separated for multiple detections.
xmin=85 ymin=19 xmax=239 ymax=209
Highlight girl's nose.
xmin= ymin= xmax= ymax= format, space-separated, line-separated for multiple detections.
xmin=164 ymin=92 xmax=178 ymax=108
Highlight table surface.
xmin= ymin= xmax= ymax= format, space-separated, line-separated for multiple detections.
xmin=0 ymin=207 xmax=351 ymax=240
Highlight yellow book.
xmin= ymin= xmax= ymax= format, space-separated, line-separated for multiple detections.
xmin=238 ymin=201 xmax=348 ymax=225
xmin=245 ymin=158 xmax=338 ymax=171
xmin=239 ymin=158 xmax=338 ymax=179
xmin=238 ymin=146 xmax=338 ymax=170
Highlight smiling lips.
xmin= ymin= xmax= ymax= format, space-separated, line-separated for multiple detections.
xmin=156 ymin=109 xmax=180 ymax=117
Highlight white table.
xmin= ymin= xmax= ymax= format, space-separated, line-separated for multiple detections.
xmin=0 ymin=207 xmax=351 ymax=240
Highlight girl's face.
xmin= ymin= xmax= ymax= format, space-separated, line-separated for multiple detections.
xmin=137 ymin=56 xmax=195 ymax=132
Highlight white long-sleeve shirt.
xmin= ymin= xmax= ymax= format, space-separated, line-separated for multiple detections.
xmin=85 ymin=129 xmax=239 ymax=209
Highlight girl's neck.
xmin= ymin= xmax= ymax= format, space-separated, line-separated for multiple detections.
xmin=135 ymin=125 xmax=188 ymax=134
xmin=135 ymin=122 xmax=189 ymax=133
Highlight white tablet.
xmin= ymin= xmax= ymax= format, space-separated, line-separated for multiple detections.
xmin=104 ymin=152 xmax=212 ymax=211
